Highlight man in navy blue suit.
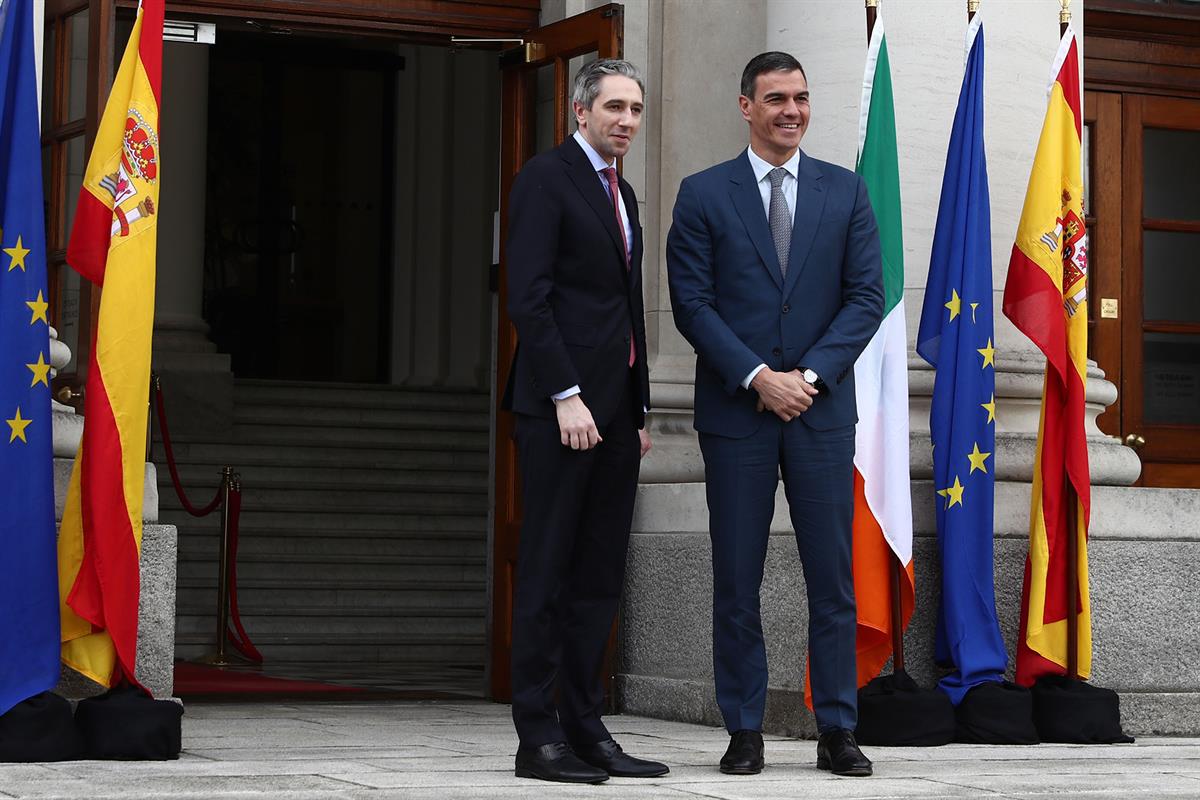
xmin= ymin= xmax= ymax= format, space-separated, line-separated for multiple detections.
xmin=667 ymin=52 xmax=884 ymax=778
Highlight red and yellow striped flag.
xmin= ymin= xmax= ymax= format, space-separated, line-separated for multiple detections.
xmin=1002 ymin=23 xmax=1091 ymax=685
xmin=58 ymin=0 xmax=163 ymax=689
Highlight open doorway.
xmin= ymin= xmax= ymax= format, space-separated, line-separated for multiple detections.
xmin=153 ymin=20 xmax=500 ymax=699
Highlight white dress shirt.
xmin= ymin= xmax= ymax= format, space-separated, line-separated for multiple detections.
xmin=552 ymin=131 xmax=635 ymax=402
xmin=741 ymin=146 xmax=811 ymax=390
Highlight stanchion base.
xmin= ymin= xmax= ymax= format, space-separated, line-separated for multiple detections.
xmin=192 ymin=651 xmax=256 ymax=669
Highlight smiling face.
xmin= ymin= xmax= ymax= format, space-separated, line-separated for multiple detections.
xmin=574 ymin=75 xmax=644 ymax=161
xmin=739 ymin=68 xmax=810 ymax=166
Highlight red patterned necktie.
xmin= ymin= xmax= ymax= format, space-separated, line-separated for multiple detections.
xmin=602 ymin=166 xmax=636 ymax=368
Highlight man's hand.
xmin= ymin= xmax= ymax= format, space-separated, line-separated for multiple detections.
xmin=751 ymin=368 xmax=818 ymax=422
xmin=555 ymin=395 xmax=602 ymax=450
xmin=638 ymin=428 xmax=652 ymax=458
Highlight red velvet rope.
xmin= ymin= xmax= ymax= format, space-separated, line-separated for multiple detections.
xmin=223 ymin=485 xmax=262 ymax=663
xmin=151 ymin=378 xmax=262 ymax=663
xmin=152 ymin=383 xmax=222 ymax=517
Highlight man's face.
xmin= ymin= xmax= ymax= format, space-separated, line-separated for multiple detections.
xmin=575 ymin=75 xmax=644 ymax=161
xmin=739 ymin=69 xmax=810 ymax=164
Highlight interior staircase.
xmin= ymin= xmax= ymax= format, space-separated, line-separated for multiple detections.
xmin=156 ymin=379 xmax=490 ymax=693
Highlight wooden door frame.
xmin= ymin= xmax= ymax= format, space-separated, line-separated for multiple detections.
xmin=490 ymin=4 xmax=624 ymax=702
xmin=1084 ymin=90 xmax=1122 ymax=435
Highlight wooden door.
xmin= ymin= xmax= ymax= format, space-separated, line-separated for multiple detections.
xmin=490 ymin=4 xmax=624 ymax=702
xmin=1119 ymin=95 xmax=1200 ymax=487
xmin=42 ymin=0 xmax=115 ymax=400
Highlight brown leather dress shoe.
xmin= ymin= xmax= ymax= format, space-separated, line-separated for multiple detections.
xmin=816 ymin=729 xmax=873 ymax=777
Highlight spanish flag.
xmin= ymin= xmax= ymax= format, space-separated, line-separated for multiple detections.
xmin=1002 ymin=23 xmax=1091 ymax=685
xmin=58 ymin=0 xmax=163 ymax=689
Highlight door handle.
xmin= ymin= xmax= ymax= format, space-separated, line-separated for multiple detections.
xmin=1123 ymin=433 xmax=1146 ymax=451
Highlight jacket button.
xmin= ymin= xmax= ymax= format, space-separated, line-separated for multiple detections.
xmin=782 ymin=304 xmax=790 ymax=313
xmin=772 ymin=347 xmax=782 ymax=356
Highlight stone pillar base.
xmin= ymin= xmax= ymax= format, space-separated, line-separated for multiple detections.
xmin=153 ymin=315 xmax=234 ymax=439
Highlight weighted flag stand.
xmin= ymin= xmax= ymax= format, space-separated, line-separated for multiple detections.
xmin=1012 ymin=0 xmax=1132 ymax=748
xmin=852 ymin=0 xmax=955 ymax=746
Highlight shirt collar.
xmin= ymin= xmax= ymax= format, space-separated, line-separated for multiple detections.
xmin=574 ymin=129 xmax=617 ymax=174
xmin=746 ymin=146 xmax=800 ymax=185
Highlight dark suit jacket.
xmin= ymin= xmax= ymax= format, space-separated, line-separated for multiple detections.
xmin=666 ymin=149 xmax=884 ymax=439
xmin=503 ymin=136 xmax=651 ymax=429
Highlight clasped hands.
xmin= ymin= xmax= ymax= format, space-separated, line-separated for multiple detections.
xmin=751 ymin=368 xmax=818 ymax=422
xmin=555 ymin=394 xmax=652 ymax=457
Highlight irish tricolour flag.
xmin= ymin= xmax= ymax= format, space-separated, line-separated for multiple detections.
xmin=851 ymin=11 xmax=915 ymax=686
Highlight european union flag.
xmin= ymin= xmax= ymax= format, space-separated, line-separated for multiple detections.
xmin=916 ymin=17 xmax=1007 ymax=706
xmin=0 ymin=0 xmax=61 ymax=715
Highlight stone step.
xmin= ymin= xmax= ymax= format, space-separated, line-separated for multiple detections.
xmin=173 ymin=528 xmax=485 ymax=559
xmin=174 ymin=633 xmax=485 ymax=663
xmin=216 ymin=423 xmax=489 ymax=450
xmin=234 ymin=405 xmax=489 ymax=432
xmin=174 ymin=606 xmax=485 ymax=638
xmin=174 ymin=579 xmax=487 ymax=610
xmin=159 ymin=485 xmax=488 ymax=515
xmin=160 ymin=463 xmax=487 ymax=493
xmin=234 ymin=379 xmax=489 ymax=413
xmin=151 ymin=441 xmax=490 ymax=472
xmin=168 ymin=509 xmax=485 ymax=533
xmin=176 ymin=553 xmax=486 ymax=583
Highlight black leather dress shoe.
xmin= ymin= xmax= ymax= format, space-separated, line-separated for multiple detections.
xmin=720 ymin=729 xmax=764 ymax=774
xmin=575 ymin=738 xmax=670 ymax=777
xmin=514 ymin=742 xmax=609 ymax=783
xmin=816 ymin=729 xmax=873 ymax=777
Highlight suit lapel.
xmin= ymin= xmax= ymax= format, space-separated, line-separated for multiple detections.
xmin=619 ymin=179 xmax=640 ymax=292
xmin=781 ymin=151 xmax=826 ymax=299
xmin=729 ymin=153 xmax=784 ymax=291
xmin=562 ymin=138 xmax=627 ymax=268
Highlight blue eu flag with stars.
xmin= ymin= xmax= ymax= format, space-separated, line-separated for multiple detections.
xmin=0 ymin=0 xmax=61 ymax=716
xmin=916 ymin=18 xmax=1007 ymax=706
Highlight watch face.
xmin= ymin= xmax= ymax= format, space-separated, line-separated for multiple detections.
xmin=803 ymin=369 xmax=818 ymax=384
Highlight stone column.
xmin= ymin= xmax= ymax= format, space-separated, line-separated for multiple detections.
xmin=153 ymin=40 xmax=233 ymax=436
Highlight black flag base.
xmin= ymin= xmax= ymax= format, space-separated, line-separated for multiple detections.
xmin=955 ymin=680 xmax=1040 ymax=744
xmin=75 ymin=685 xmax=183 ymax=760
xmin=855 ymin=670 xmax=956 ymax=746
xmin=1031 ymin=675 xmax=1134 ymax=744
xmin=0 ymin=692 xmax=84 ymax=762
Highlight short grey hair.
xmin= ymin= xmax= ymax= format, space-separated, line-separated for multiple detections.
xmin=571 ymin=58 xmax=645 ymax=110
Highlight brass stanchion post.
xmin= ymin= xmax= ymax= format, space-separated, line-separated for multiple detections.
xmin=197 ymin=466 xmax=237 ymax=666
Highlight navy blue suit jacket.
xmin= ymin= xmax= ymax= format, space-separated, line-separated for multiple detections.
xmin=666 ymin=149 xmax=884 ymax=438
xmin=503 ymin=137 xmax=650 ymax=429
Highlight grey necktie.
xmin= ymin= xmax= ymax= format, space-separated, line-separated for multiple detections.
xmin=767 ymin=167 xmax=791 ymax=277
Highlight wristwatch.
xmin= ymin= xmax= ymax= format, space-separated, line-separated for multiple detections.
xmin=801 ymin=367 xmax=825 ymax=395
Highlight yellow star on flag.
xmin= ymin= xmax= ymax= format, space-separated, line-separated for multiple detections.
xmin=6 ymin=407 xmax=32 ymax=443
xmin=4 ymin=235 xmax=30 ymax=272
xmin=967 ymin=442 xmax=991 ymax=474
xmin=26 ymin=290 xmax=48 ymax=325
xmin=981 ymin=393 xmax=996 ymax=424
xmin=977 ymin=337 xmax=995 ymax=369
xmin=970 ymin=302 xmax=979 ymax=323
xmin=945 ymin=288 xmax=961 ymax=321
xmin=27 ymin=352 xmax=52 ymax=387
xmin=944 ymin=476 xmax=965 ymax=509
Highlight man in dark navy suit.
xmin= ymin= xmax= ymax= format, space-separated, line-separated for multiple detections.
xmin=503 ymin=59 xmax=662 ymax=785
xmin=667 ymin=52 xmax=884 ymax=778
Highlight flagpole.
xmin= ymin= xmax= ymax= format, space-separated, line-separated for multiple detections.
xmin=863 ymin=0 xmax=907 ymax=676
xmin=968 ymin=0 xmax=979 ymax=21
xmin=1059 ymin=0 xmax=1080 ymax=683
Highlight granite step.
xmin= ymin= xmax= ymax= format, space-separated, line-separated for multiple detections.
xmin=174 ymin=578 xmax=487 ymax=610
xmin=219 ymin=423 xmax=488 ymax=450
xmin=174 ymin=528 xmax=485 ymax=559
xmin=174 ymin=606 xmax=484 ymax=638
xmin=234 ymin=379 xmax=489 ymax=413
xmin=174 ymin=633 xmax=485 ymax=663
xmin=234 ymin=405 xmax=489 ymax=432
xmin=159 ymin=485 xmax=488 ymax=514
xmin=151 ymin=441 xmax=489 ymax=471
xmin=176 ymin=553 xmax=486 ymax=584
xmin=161 ymin=463 xmax=488 ymax=493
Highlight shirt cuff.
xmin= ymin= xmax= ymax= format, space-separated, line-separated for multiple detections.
xmin=552 ymin=385 xmax=582 ymax=401
xmin=742 ymin=364 xmax=768 ymax=390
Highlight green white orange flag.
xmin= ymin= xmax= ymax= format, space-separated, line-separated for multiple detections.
xmin=58 ymin=0 xmax=163 ymax=688
xmin=850 ymin=10 xmax=915 ymax=686
xmin=1002 ymin=23 xmax=1091 ymax=685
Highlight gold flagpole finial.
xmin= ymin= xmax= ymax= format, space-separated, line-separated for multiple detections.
xmin=967 ymin=0 xmax=981 ymax=15
xmin=1060 ymin=0 xmax=1072 ymax=25
xmin=866 ymin=0 xmax=878 ymax=8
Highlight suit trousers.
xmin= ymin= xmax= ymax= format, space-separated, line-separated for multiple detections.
xmin=700 ymin=415 xmax=857 ymax=734
xmin=510 ymin=372 xmax=640 ymax=747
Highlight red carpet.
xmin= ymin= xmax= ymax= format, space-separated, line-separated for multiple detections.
xmin=173 ymin=662 xmax=368 ymax=700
